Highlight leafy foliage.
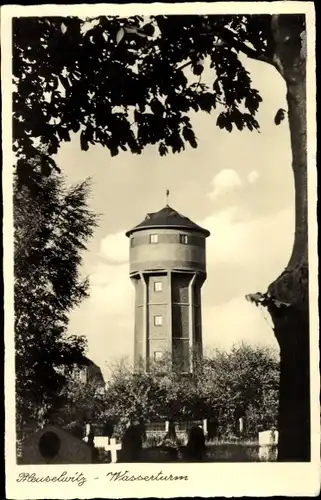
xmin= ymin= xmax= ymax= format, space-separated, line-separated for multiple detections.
xmin=68 ymin=344 xmax=279 ymax=439
xmin=51 ymin=378 xmax=106 ymax=437
xmin=14 ymin=171 xmax=98 ymax=427
xmin=11 ymin=14 xmax=293 ymax=183
xmin=199 ymin=344 xmax=279 ymax=437
xmin=103 ymin=363 xmax=169 ymax=436
xmin=274 ymin=108 xmax=287 ymax=125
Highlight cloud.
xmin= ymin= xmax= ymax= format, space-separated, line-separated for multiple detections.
xmin=100 ymin=230 xmax=129 ymax=263
xmin=248 ymin=170 xmax=259 ymax=184
xmin=207 ymin=169 xmax=243 ymax=201
xmin=200 ymin=206 xmax=247 ymax=265
xmin=199 ymin=206 xmax=293 ymax=271
xmin=197 ymin=206 xmax=293 ymax=315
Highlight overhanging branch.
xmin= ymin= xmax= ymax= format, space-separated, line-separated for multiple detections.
xmin=214 ymin=25 xmax=276 ymax=69
xmin=177 ymin=25 xmax=277 ymax=73
xmin=177 ymin=60 xmax=192 ymax=71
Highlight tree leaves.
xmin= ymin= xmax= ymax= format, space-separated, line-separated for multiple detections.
xmin=80 ymin=130 xmax=89 ymax=151
xmin=150 ymin=98 xmax=165 ymax=117
xmin=159 ymin=142 xmax=168 ymax=156
xmin=140 ymin=22 xmax=155 ymax=37
xmin=116 ymin=27 xmax=125 ymax=45
xmin=182 ymin=126 xmax=197 ymax=148
xmin=217 ymin=110 xmax=260 ymax=133
xmin=197 ymin=92 xmax=216 ymax=113
xmin=217 ymin=112 xmax=227 ymax=129
xmin=192 ymin=63 xmax=204 ymax=76
xmin=116 ymin=22 xmax=151 ymax=46
xmin=14 ymin=173 xmax=97 ymax=426
xmin=60 ymin=22 xmax=67 ymax=34
xmin=245 ymin=89 xmax=263 ymax=114
xmin=83 ymin=344 xmax=279 ymax=439
xmin=274 ymin=108 xmax=286 ymax=125
xmin=13 ymin=15 xmax=268 ymax=185
xmin=57 ymin=127 xmax=71 ymax=143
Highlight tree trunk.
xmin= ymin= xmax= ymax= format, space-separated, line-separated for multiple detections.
xmin=265 ymin=15 xmax=310 ymax=461
xmin=265 ymin=286 xmax=309 ymax=461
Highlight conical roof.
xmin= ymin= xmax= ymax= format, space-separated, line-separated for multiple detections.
xmin=125 ymin=205 xmax=210 ymax=237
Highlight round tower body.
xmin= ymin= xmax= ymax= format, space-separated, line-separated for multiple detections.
xmin=126 ymin=205 xmax=210 ymax=374
xmin=129 ymin=227 xmax=206 ymax=276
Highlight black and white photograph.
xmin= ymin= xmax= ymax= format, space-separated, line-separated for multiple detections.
xmin=2 ymin=2 xmax=319 ymax=498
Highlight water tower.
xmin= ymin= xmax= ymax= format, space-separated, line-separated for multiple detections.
xmin=125 ymin=203 xmax=210 ymax=373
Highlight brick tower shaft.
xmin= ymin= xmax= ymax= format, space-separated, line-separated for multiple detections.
xmin=126 ymin=205 xmax=210 ymax=373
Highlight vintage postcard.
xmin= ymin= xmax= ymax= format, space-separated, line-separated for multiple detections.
xmin=2 ymin=1 xmax=319 ymax=498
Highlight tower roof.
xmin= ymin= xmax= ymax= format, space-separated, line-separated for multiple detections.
xmin=125 ymin=204 xmax=210 ymax=237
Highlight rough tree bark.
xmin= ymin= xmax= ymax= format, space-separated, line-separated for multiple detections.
xmin=248 ymin=14 xmax=310 ymax=461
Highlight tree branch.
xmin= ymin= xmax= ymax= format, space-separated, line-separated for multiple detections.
xmin=195 ymin=74 xmax=202 ymax=92
xmin=177 ymin=26 xmax=277 ymax=74
xmin=177 ymin=60 xmax=193 ymax=71
xmin=214 ymin=25 xmax=277 ymax=69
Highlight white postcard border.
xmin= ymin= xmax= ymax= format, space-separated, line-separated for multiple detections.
xmin=2 ymin=2 xmax=319 ymax=498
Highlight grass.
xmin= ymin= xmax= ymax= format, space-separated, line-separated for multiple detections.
xmin=207 ymin=437 xmax=259 ymax=445
xmin=205 ymin=443 xmax=260 ymax=462
xmin=142 ymin=435 xmax=277 ymax=462
xmin=206 ymin=442 xmax=278 ymax=462
xmin=143 ymin=434 xmax=185 ymax=448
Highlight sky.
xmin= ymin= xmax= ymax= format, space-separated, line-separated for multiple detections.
xmin=55 ymin=55 xmax=294 ymax=380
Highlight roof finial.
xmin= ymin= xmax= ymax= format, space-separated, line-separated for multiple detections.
xmin=166 ymin=189 xmax=170 ymax=206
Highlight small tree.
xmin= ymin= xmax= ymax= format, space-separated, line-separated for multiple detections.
xmin=100 ymin=344 xmax=279 ymax=439
xmin=103 ymin=362 xmax=166 ymax=436
xmin=199 ymin=344 xmax=279 ymax=438
xmin=14 ymin=170 xmax=97 ymax=428
xmin=51 ymin=378 xmax=106 ymax=437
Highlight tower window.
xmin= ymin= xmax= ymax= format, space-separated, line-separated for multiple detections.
xmin=180 ymin=234 xmax=189 ymax=244
xmin=154 ymin=351 xmax=163 ymax=361
xmin=154 ymin=281 xmax=162 ymax=292
xmin=154 ymin=315 xmax=163 ymax=326
xmin=150 ymin=234 xmax=158 ymax=244
xmin=130 ymin=238 xmax=135 ymax=247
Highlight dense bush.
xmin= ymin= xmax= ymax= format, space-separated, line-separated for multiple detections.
xmin=57 ymin=344 xmax=279 ymax=439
